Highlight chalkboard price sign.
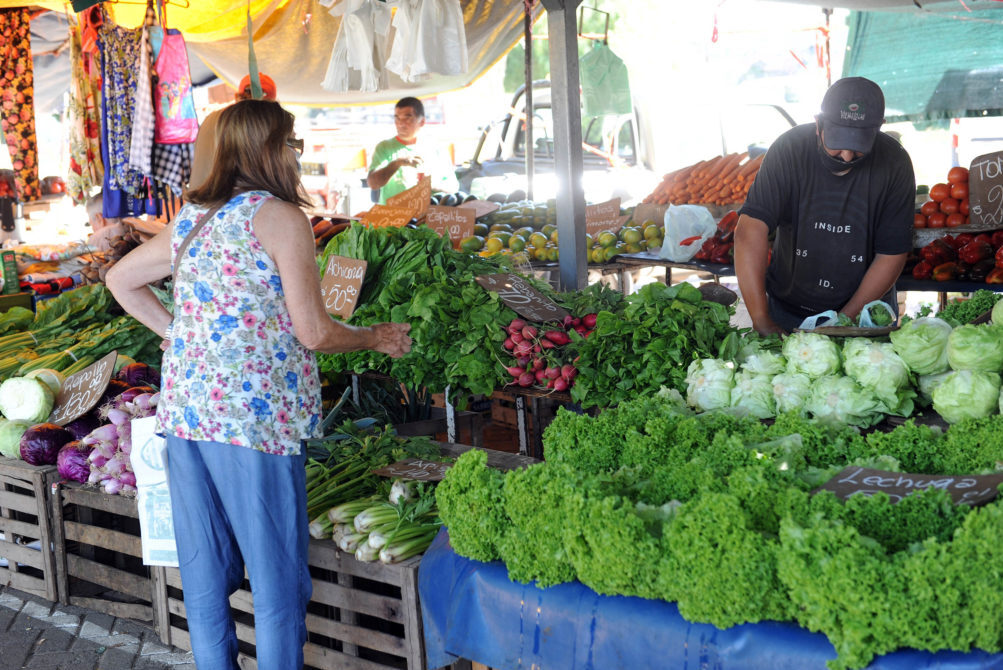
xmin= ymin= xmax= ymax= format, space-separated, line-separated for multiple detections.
xmin=386 ymin=176 xmax=432 ymax=219
xmin=426 ymin=205 xmax=475 ymax=246
xmin=320 ymin=255 xmax=368 ymax=319
xmin=50 ymin=350 xmax=119 ymax=426
xmin=816 ymin=466 xmax=1003 ymax=507
xmin=475 ymin=273 xmax=569 ymax=323
xmin=373 ymin=458 xmax=452 ymax=482
xmin=968 ymin=151 xmax=1003 ymax=228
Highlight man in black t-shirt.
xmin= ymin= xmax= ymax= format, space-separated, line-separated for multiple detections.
xmin=735 ymin=77 xmax=915 ymax=335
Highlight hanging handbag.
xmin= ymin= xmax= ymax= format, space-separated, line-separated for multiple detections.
xmin=153 ymin=1 xmax=199 ymax=144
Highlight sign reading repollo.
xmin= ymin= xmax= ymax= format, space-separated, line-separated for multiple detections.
xmin=50 ymin=350 xmax=119 ymax=426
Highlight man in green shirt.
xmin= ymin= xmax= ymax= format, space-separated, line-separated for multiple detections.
xmin=367 ymin=97 xmax=458 ymax=204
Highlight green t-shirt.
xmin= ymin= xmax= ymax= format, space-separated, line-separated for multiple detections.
xmin=368 ymin=137 xmax=458 ymax=204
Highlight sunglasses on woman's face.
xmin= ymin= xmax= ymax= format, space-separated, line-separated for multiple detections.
xmin=286 ymin=137 xmax=304 ymax=156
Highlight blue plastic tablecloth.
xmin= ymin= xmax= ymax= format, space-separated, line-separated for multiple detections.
xmin=418 ymin=528 xmax=1003 ymax=670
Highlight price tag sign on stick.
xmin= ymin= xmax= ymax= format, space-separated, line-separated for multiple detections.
xmin=426 ymin=206 xmax=475 ymax=247
xmin=386 ymin=176 xmax=432 ymax=218
xmin=475 ymin=273 xmax=569 ymax=323
xmin=968 ymin=151 xmax=1003 ymax=228
xmin=320 ymin=255 xmax=368 ymax=319
xmin=816 ymin=466 xmax=1003 ymax=507
xmin=50 ymin=350 xmax=119 ymax=426
xmin=586 ymin=197 xmax=627 ymax=236
xmin=359 ymin=205 xmax=416 ymax=229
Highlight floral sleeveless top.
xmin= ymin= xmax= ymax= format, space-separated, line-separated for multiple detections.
xmin=157 ymin=191 xmax=322 ymax=455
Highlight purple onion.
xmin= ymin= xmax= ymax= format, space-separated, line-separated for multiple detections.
xmin=64 ymin=413 xmax=103 ymax=441
xmin=57 ymin=440 xmax=93 ymax=483
xmin=115 ymin=363 xmax=160 ymax=389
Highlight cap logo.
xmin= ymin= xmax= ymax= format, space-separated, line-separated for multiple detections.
xmin=840 ymin=103 xmax=866 ymax=122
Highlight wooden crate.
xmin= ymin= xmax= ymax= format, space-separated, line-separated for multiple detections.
xmin=0 ymin=458 xmax=59 ymax=602
xmin=162 ymin=539 xmax=426 ymax=670
xmin=489 ymin=390 xmax=532 ymax=431
xmin=50 ymin=483 xmax=169 ymax=631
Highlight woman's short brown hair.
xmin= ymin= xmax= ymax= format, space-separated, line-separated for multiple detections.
xmin=186 ymin=99 xmax=311 ymax=208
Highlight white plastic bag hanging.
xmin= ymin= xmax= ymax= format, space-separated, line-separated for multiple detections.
xmin=659 ymin=204 xmax=717 ymax=262
xmin=322 ymin=0 xmax=393 ymax=93
xmin=387 ymin=0 xmax=467 ymax=83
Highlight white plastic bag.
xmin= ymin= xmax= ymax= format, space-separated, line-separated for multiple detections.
xmin=322 ymin=0 xmax=393 ymax=93
xmin=387 ymin=0 xmax=467 ymax=82
xmin=659 ymin=204 xmax=717 ymax=262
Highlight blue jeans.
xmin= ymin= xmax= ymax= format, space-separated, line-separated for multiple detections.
xmin=165 ymin=436 xmax=312 ymax=670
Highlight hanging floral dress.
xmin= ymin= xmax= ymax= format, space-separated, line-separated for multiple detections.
xmin=66 ymin=14 xmax=104 ymax=205
xmin=0 ymin=8 xmax=41 ymax=202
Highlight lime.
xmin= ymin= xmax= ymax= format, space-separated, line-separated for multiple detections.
xmin=624 ymin=242 xmax=643 ymax=254
xmin=529 ymin=232 xmax=549 ymax=249
xmin=485 ymin=237 xmax=505 ymax=253
xmin=620 ymin=227 xmax=643 ymax=244
xmin=598 ymin=231 xmax=618 ymax=248
xmin=546 ymin=247 xmax=559 ymax=262
xmin=474 ymin=223 xmax=489 ymax=237
xmin=459 ymin=235 xmax=485 ymax=252
xmin=508 ymin=236 xmax=526 ymax=252
xmin=647 ymin=237 xmax=662 ymax=251
xmin=643 ymin=225 xmax=662 ymax=241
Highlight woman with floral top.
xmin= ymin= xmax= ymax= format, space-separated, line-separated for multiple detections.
xmin=107 ymin=99 xmax=411 ymax=669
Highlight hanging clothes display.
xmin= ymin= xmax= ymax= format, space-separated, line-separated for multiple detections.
xmin=67 ymin=11 xmax=105 ymax=205
xmin=0 ymin=8 xmax=41 ymax=202
xmin=99 ymin=8 xmax=158 ymax=219
xmin=128 ymin=20 xmax=156 ymax=177
xmin=153 ymin=1 xmax=198 ymax=144
xmin=148 ymin=2 xmax=193 ymax=197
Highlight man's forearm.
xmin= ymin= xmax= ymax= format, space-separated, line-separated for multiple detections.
xmin=734 ymin=215 xmax=772 ymax=324
xmin=367 ymin=160 xmax=400 ymax=189
xmin=841 ymin=253 xmax=907 ymax=319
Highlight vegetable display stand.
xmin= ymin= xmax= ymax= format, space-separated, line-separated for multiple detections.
xmin=50 ymin=482 xmax=169 ymax=632
xmin=394 ymin=406 xmax=484 ymax=448
xmin=161 ymin=538 xmax=428 ymax=670
xmin=0 ymin=458 xmax=59 ymax=602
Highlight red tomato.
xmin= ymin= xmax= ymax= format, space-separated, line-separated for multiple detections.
xmin=946 ymin=213 xmax=966 ymax=228
xmin=960 ymin=198 xmax=969 ymax=215
xmin=929 ymin=183 xmax=951 ymax=202
xmin=927 ymin=212 xmax=947 ymax=228
xmin=948 ymin=166 xmax=969 ymax=184
xmin=950 ymin=182 xmax=969 ymax=200
xmin=920 ymin=200 xmax=939 ymax=217
xmin=940 ymin=197 xmax=961 ymax=215
xmin=914 ymin=213 xmax=927 ymax=228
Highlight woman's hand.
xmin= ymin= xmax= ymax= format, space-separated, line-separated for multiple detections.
xmin=371 ymin=322 xmax=412 ymax=358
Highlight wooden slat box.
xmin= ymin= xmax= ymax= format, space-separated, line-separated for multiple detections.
xmin=0 ymin=458 xmax=59 ymax=602
xmin=162 ymin=540 xmax=426 ymax=670
xmin=50 ymin=483 xmax=169 ymax=632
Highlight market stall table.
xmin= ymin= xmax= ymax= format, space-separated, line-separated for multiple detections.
xmin=418 ymin=529 xmax=1003 ymax=670
xmin=616 ymin=251 xmax=735 ymax=285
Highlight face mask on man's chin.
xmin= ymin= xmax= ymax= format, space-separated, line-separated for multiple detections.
xmin=816 ymin=135 xmax=869 ymax=174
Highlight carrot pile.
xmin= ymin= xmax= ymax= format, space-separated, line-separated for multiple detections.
xmin=642 ymin=152 xmax=764 ymax=206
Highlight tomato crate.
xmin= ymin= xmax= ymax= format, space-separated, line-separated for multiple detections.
xmin=161 ymin=539 xmax=427 ymax=670
xmin=50 ymin=482 xmax=169 ymax=631
xmin=0 ymin=458 xmax=59 ymax=602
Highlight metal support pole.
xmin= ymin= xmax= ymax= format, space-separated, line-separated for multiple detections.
xmin=516 ymin=395 xmax=529 ymax=456
xmin=351 ymin=374 xmax=360 ymax=406
xmin=541 ymin=0 xmax=587 ymax=291
xmin=524 ymin=0 xmax=535 ymax=202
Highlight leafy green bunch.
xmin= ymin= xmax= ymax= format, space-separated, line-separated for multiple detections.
xmin=569 ymin=281 xmax=741 ymax=408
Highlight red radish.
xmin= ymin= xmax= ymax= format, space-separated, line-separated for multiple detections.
xmin=503 ymin=337 xmax=515 ymax=350
xmin=517 ymin=372 xmax=535 ymax=387
xmin=509 ymin=318 xmax=527 ymax=333
xmin=535 ymin=369 xmax=547 ymax=383
xmin=533 ymin=357 xmax=545 ymax=371
xmin=533 ymin=344 xmax=542 ymax=353
xmin=514 ymin=341 xmax=533 ymax=358
xmin=582 ymin=313 xmax=598 ymax=329
xmin=540 ymin=339 xmax=556 ymax=349
xmin=511 ymin=331 xmax=524 ymax=344
xmin=563 ymin=315 xmax=574 ymax=328
xmin=521 ymin=326 xmax=538 ymax=340
xmin=572 ymin=317 xmax=581 ymax=327
xmin=543 ymin=330 xmax=571 ymax=345
xmin=561 ymin=364 xmax=578 ymax=381
xmin=516 ymin=356 xmax=531 ymax=367
xmin=584 ymin=329 xmax=593 ymax=338
xmin=553 ymin=378 xmax=569 ymax=392
xmin=506 ymin=366 xmax=525 ymax=378
xmin=574 ymin=325 xmax=588 ymax=336
xmin=545 ymin=367 xmax=561 ymax=380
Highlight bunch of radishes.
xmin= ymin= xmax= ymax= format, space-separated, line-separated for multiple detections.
xmin=82 ymin=387 xmax=159 ymax=495
xmin=501 ymin=314 xmax=595 ymax=391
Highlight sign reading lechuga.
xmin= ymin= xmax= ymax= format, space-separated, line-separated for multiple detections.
xmin=816 ymin=466 xmax=1003 ymax=507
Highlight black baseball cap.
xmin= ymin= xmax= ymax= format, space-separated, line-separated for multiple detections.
xmin=818 ymin=77 xmax=885 ymax=154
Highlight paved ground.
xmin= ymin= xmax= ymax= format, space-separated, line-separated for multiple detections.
xmin=0 ymin=587 xmax=195 ymax=670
